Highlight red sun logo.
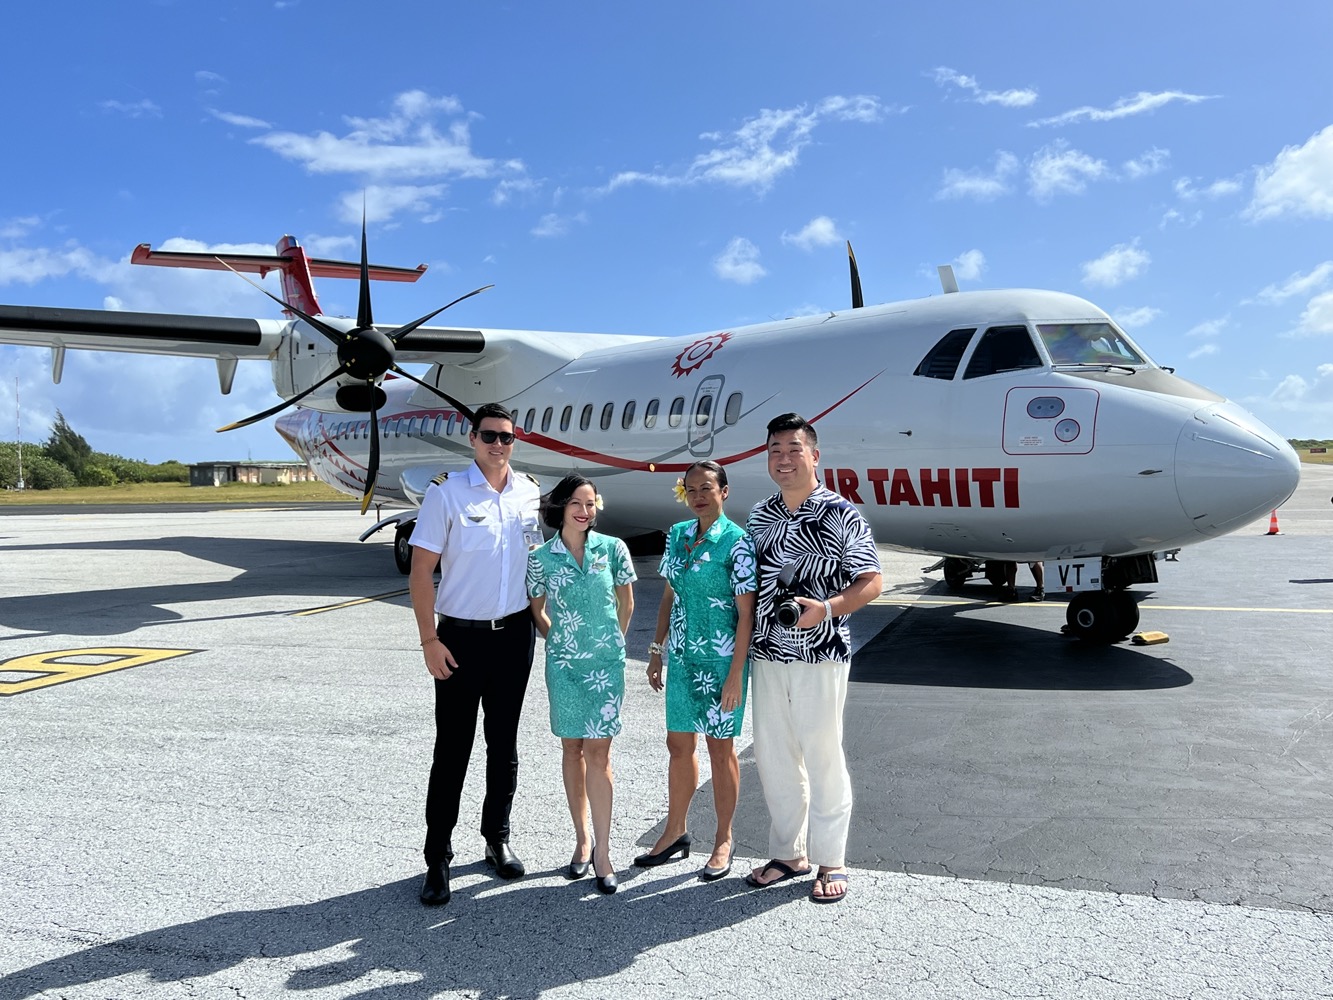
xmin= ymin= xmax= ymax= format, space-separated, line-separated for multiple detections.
xmin=671 ymin=332 xmax=731 ymax=378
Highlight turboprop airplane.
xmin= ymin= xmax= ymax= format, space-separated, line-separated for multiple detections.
xmin=0 ymin=230 xmax=1301 ymax=643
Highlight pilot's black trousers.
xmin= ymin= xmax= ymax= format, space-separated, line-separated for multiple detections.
xmin=424 ymin=612 xmax=535 ymax=866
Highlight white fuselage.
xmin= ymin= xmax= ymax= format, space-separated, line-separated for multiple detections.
xmin=274 ymin=288 xmax=1300 ymax=561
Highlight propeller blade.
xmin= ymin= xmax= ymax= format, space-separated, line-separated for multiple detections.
xmin=389 ymin=364 xmax=478 ymax=424
xmin=360 ymin=386 xmax=381 ymax=515
xmin=386 ymin=285 xmax=494 ymax=345
xmin=214 ymin=257 xmax=347 ymax=346
xmin=356 ymin=211 xmax=373 ymax=330
xmin=847 ymin=241 xmax=864 ymax=310
xmin=216 ymin=364 xmax=345 ymax=432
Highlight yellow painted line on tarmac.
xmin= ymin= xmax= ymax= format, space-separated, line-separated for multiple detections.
xmin=289 ymin=589 xmax=411 ymax=617
xmin=869 ymin=595 xmax=1333 ymax=614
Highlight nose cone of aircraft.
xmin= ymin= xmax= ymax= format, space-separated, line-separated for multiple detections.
xmin=1175 ymin=403 xmax=1300 ymax=537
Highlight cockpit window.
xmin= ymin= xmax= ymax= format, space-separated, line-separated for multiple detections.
xmin=1037 ymin=322 xmax=1146 ymax=366
xmin=914 ymin=328 xmax=975 ymax=380
xmin=962 ymin=325 xmax=1043 ymax=379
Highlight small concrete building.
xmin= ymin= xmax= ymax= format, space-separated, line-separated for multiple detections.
xmin=189 ymin=461 xmax=317 ymax=487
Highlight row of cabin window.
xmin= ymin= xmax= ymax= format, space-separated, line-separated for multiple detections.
xmin=518 ymin=392 xmax=744 ymax=435
xmin=325 ymin=391 xmax=745 ymax=441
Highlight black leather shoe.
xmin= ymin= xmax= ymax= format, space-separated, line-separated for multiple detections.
xmin=484 ymin=840 xmax=525 ymax=880
xmin=566 ymin=857 xmax=591 ymax=880
xmin=633 ymin=833 xmax=691 ymax=868
xmin=595 ymin=871 xmax=619 ymax=895
xmin=420 ymin=862 xmax=451 ymax=906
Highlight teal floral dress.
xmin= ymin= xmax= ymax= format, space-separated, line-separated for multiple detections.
xmin=659 ymin=515 xmax=757 ymax=738
xmin=527 ymin=531 xmax=637 ymax=739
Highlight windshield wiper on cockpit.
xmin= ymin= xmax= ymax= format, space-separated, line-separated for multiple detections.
xmin=1053 ymin=362 xmax=1138 ymax=375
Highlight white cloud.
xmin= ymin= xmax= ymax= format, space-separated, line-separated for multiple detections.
xmin=251 ymin=90 xmax=520 ymax=184
xmin=951 ymin=249 xmax=986 ymax=281
xmin=1159 ymin=207 xmax=1202 ymax=229
xmin=1188 ymin=343 xmax=1219 ymax=359
xmin=713 ymin=237 xmax=765 ymax=284
xmin=930 ymin=67 xmax=1037 ymax=108
xmin=781 ymin=216 xmax=841 ymax=251
xmin=936 ymin=151 xmax=1019 ymax=201
xmin=491 ymin=178 xmax=540 ymax=206
xmin=0 ymin=215 xmax=42 ymax=240
xmin=195 ymin=71 xmax=226 ymax=85
xmin=1250 ymin=366 xmax=1333 ymax=430
xmin=1185 ymin=316 xmax=1229 ymax=338
xmin=1114 ymin=306 xmax=1162 ymax=329
xmin=1289 ymin=291 xmax=1333 ymax=337
xmin=1122 ymin=148 xmax=1170 ymax=179
xmin=1246 ymin=125 xmax=1333 ymax=221
xmin=0 ymin=245 xmax=118 ymax=286
xmin=336 ymin=185 xmax=446 ymax=225
xmin=531 ymin=212 xmax=588 ymax=239
xmin=1028 ymin=90 xmax=1215 ymax=128
xmin=602 ymin=96 xmax=883 ymax=196
xmin=1030 ymin=141 xmax=1109 ymax=201
xmin=1254 ymin=262 xmax=1333 ymax=304
xmin=99 ymin=99 xmax=162 ymax=119
xmin=1174 ymin=176 xmax=1244 ymax=200
xmin=1081 ymin=240 xmax=1150 ymax=288
xmin=209 ymin=109 xmax=271 ymax=129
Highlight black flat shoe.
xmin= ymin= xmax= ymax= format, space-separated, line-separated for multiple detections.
xmin=419 ymin=861 xmax=451 ymax=906
xmin=484 ymin=840 xmax=525 ymax=880
xmin=633 ymin=833 xmax=691 ymax=868
xmin=595 ymin=872 xmax=619 ymax=895
xmin=566 ymin=858 xmax=591 ymax=880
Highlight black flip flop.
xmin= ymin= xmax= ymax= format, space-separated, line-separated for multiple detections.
xmin=745 ymin=859 xmax=813 ymax=888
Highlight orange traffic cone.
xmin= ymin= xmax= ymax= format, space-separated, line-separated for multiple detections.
xmin=1265 ymin=510 xmax=1280 ymax=535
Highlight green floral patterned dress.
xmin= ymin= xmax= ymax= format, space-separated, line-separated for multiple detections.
xmin=659 ymin=514 xmax=757 ymax=737
xmin=527 ymin=531 xmax=637 ymax=739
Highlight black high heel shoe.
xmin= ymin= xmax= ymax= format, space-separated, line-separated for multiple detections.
xmin=698 ymin=844 xmax=733 ymax=882
xmin=593 ymin=849 xmax=618 ymax=894
xmin=633 ymin=833 xmax=692 ymax=868
xmin=566 ymin=852 xmax=591 ymax=880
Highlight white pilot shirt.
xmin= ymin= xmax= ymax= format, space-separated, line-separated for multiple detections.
xmin=409 ymin=462 xmax=543 ymax=620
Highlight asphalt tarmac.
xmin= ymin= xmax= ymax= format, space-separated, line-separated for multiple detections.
xmin=2 ymin=470 xmax=1331 ymax=999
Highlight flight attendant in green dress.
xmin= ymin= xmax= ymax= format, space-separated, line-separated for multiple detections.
xmin=528 ymin=474 xmax=636 ymax=894
xmin=639 ymin=460 xmax=756 ymax=881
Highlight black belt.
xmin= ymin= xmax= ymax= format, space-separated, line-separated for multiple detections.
xmin=438 ymin=609 xmax=530 ymax=631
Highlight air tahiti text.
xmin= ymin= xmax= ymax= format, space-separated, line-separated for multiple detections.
xmin=822 ymin=467 xmax=1020 ymax=508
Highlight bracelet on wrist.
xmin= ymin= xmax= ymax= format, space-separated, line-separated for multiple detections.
xmin=421 ymin=636 xmax=441 ymax=646
xmin=648 ymin=641 xmax=665 ymax=656
xmin=822 ymin=600 xmax=834 ymax=621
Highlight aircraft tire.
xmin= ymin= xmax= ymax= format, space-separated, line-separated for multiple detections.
xmin=1065 ymin=591 xmax=1131 ymax=644
xmin=394 ymin=522 xmax=415 ymax=576
xmin=943 ymin=558 xmax=971 ymax=592
xmin=1110 ymin=591 xmax=1140 ymax=636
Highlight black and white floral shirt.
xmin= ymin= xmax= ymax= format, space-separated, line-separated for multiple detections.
xmin=746 ymin=486 xmax=881 ymax=664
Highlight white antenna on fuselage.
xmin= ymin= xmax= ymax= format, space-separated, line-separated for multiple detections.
xmin=937 ymin=265 xmax=959 ymax=294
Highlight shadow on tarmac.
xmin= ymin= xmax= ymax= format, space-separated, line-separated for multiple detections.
xmin=0 ymin=870 xmax=795 ymax=998
xmin=0 ymin=535 xmax=403 ymax=637
xmin=851 ymin=598 xmax=1193 ymax=691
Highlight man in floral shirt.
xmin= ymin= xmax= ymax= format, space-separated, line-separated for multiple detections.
xmin=744 ymin=413 xmax=882 ymax=903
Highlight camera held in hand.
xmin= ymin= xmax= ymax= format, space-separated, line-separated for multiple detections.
xmin=774 ymin=562 xmax=804 ymax=628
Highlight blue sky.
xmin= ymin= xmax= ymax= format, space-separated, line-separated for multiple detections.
xmin=1 ymin=1 xmax=1331 ymax=463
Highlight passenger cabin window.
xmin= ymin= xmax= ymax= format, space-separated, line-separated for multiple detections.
xmin=523 ymin=408 xmax=535 ymax=433
xmin=560 ymin=405 xmax=572 ymax=432
xmin=432 ymin=415 xmax=443 ymax=437
xmin=963 ymin=325 xmax=1042 ymax=379
xmin=579 ymin=404 xmax=593 ymax=432
xmin=446 ymin=414 xmax=457 ymax=435
xmin=1037 ymin=322 xmax=1147 ymax=367
xmin=644 ymin=399 xmax=660 ymax=428
xmin=600 ymin=402 xmax=614 ymax=431
xmin=541 ymin=407 xmax=553 ymax=433
xmin=724 ymin=392 xmax=742 ymax=425
xmin=914 ymin=328 xmax=976 ymax=380
xmin=668 ymin=397 xmax=685 ymax=428
xmin=694 ymin=395 xmax=713 ymax=426
xmin=621 ymin=400 xmax=636 ymax=429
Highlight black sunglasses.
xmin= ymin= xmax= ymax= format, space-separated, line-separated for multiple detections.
xmin=476 ymin=429 xmax=516 ymax=445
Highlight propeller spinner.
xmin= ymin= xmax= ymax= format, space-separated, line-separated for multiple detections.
xmin=216 ymin=219 xmax=490 ymax=513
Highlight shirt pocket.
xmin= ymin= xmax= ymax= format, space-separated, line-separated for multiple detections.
xmin=458 ymin=514 xmax=500 ymax=551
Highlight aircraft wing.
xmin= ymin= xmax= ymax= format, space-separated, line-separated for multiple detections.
xmin=0 ymin=304 xmax=286 ymax=360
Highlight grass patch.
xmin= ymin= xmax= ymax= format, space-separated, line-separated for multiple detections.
xmin=0 ymin=480 xmax=356 ymax=505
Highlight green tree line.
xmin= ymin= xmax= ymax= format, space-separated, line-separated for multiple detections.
xmin=0 ymin=411 xmax=188 ymax=490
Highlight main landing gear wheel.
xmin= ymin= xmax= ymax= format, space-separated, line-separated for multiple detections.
xmin=1065 ymin=591 xmax=1139 ymax=643
xmin=394 ymin=522 xmax=414 ymax=576
xmin=943 ymin=558 xmax=970 ymax=592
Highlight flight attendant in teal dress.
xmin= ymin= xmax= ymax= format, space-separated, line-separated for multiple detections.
xmin=528 ymin=474 xmax=636 ymax=894
xmin=639 ymin=460 xmax=756 ymax=881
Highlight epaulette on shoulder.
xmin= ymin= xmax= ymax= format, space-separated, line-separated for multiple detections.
xmin=431 ymin=471 xmax=451 ymax=485
xmin=522 ymin=472 xmax=541 ymax=487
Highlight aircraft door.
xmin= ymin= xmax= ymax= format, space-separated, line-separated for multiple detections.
xmin=687 ymin=375 xmax=724 ymax=457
